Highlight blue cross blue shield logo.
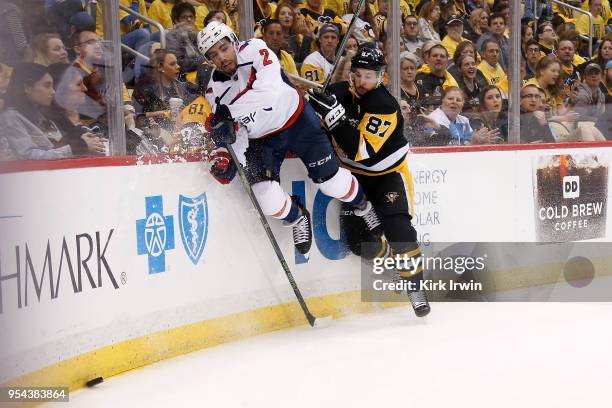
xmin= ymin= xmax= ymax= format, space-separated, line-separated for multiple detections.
xmin=178 ymin=193 xmax=208 ymax=265
xmin=136 ymin=196 xmax=175 ymax=274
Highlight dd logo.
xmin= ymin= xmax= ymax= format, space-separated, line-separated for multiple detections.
xmin=563 ymin=176 xmax=580 ymax=199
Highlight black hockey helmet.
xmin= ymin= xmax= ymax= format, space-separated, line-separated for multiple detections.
xmin=351 ymin=45 xmax=386 ymax=72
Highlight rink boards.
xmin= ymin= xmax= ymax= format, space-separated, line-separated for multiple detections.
xmin=1 ymin=144 xmax=612 ymax=394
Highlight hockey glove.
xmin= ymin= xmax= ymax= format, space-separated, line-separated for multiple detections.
xmin=210 ymin=104 xmax=236 ymax=146
xmin=208 ymin=148 xmax=236 ymax=185
xmin=306 ymin=89 xmax=346 ymax=131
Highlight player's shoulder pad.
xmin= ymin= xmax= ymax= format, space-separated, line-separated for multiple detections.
xmin=241 ymin=38 xmax=267 ymax=52
xmin=359 ymin=86 xmax=399 ymax=114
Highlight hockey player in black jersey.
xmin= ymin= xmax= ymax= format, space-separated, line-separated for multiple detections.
xmin=308 ymin=46 xmax=430 ymax=317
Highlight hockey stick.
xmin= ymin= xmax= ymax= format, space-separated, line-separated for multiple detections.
xmin=320 ymin=0 xmax=367 ymax=93
xmin=224 ymin=140 xmax=330 ymax=328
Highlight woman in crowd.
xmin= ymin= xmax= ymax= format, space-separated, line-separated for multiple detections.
xmin=46 ymin=63 xmax=107 ymax=155
xmin=463 ymin=8 xmax=488 ymax=44
xmin=0 ymin=63 xmax=73 ymax=159
xmin=24 ymin=33 xmax=69 ymax=66
xmin=521 ymin=21 xmax=534 ymax=56
xmin=527 ymin=55 xmax=578 ymax=128
xmin=133 ymin=49 xmax=190 ymax=131
xmin=399 ymin=51 xmax=420 ymax=109
xmin=426 ymin=86 xmax=499 ymax=145
xmin=274 ymin=1 xmax=314 ymax=63
xmin=418 ymin=1 xmax=442 ymax=43
xmin=587 ymin=38 xmax=612 ymax=72
xmin=469 ymin=85 xmax=508 ymax=142
xmin=448 ymin=40 xmax=478 ymax=79
xmin=204 ymin=9 xmax=229 ymax=26
xmin=455 ymin=54 xmax=483 ymax=114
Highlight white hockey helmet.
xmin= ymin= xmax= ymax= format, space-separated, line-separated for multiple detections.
xmin=197 ymin=21 xmax=239 ymax=57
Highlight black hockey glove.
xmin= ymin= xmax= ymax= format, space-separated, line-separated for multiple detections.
xmin=210 ymin=103 xmax=236 ymax=146
xmin=306 ymin=89 xmax=346 ymax=131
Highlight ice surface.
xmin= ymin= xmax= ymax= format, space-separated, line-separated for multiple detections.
xmin=45 ymin=303 xmax=612 ymax=408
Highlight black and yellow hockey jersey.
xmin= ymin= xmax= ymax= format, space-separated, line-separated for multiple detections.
xmin=327 ymin=81 xmax=409 ymax=176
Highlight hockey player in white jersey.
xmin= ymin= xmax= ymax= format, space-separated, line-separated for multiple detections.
xmin=197 ymin=22 xmax=381 ymax=259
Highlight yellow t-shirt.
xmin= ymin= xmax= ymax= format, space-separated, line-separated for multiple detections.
xmin=582 ymin=0 xmax=612 ymax=23
xmin=371 ymin=0 xmax=411 ymax=17
xmin=195 ymin=5 xmax=209 ymax=30
xmin=148 ymin=0 xmax=174 ymax=31
xmin=441 ymin=35 xmax=465 ymax=59
xmin=97 ymin=0 xmax=149 ymax=36
xmin=478 ymin=61 xmax=509 ymax=94
xmin=576 ymin=13 xmax=606 ymax=40
xmin=279 ymin=50 xmax=298 ymax=76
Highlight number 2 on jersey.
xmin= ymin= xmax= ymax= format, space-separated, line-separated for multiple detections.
xmin=259 ymin=49 xmax=272 ymax=66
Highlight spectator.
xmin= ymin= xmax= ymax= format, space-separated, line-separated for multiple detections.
xmin=72 ymin=30 xmax=108 ymax=115
xmin=441 ymin=15 xmax=467 ymax=58
xmin=448 ymin=40 xmax=486 ymax=84
xmin=519 ymin=83 xmax=555 ymax=143
xmin=526 ymin=55 xmax=580 ymax=139
xmin=149 ymin=0 xmax=182 ymax=31
xmin=476 ymin=12 xmax=509 ymax=71
xmin=567 ymin=63 xmax=606 ymax=141
xmin=204 ymin=9 xmax=229 ymax=26
xmin=342 ymin=0 xmax=377 ymax=43
xmin=418 ymin=1 xmax=442 ymax=43
xmin=415 ymin=44 xmax=458 ymax=112
xmin=402 ymin=14 xmax=425 ymax=55
xmin=557 ymin=39 xmax=581 ymax=89
xmin=46 ymin=63 xmax=107 ymax=155
xmin=300 ymin=23 xmax=340 ymax=84
xmin=470 ymin=85 xmax=508 ymax=142
xmin=132 ymin=49 xmax=190 ymax=130
xmin=262 ymin=19 xmax=299 ymax=76
xmin=576 ymin=0 xmax=606 ymax=42
xmin=602 ymin=59 xmax=612 ymax=103
xmin=274 ymin=1 xmax=314 ymax=63
xmin=521 ymin=20 xmax=534 ymax=51
xmin=477 ymin=39 xmax=508 ymax=95
xmin=427 ymin=86 xmax=497 ymax=145
xmin=24 ymin=34 xmax=70 ymax=66
xmin=463 ymin=8 xmax=488 ymax=44
xmin=0 ymin=63 xmax=73 ymax=159
xmin=558 ymin=30 xmax=589 ymax=63
xmin=399 ymin=52 xmax=421 ymax=109
xmin=330 ymin=54 xmax=352 ymax=83
xmin=345 ymin=35 xmax=360 ymax=55
xmin=44 ymin=0 xmax=85 ymax=46
xmin=98 ymin=0 xmax=152 ymax=52
xmin=524 ymin=39 xmax=541 ymax=79
xmin=437 ymin=0 xmax=457 ymax=39
xmin=0 ymin=0 xmax=28 ymax=67
xmin=455 ymin=54 xmax=483 ymax=113
xmin=167 ymin=3 xmax=205 ymax=81
xmin=587 ymin=38 xmax=612 ymax=72
xmin=536 ymin=21 xmax=557 ymax=55
xmin=252 ymin=0 xmax=276 ymax=23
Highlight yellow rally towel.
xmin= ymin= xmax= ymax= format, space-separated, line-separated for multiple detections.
xmin=417 ymin=64 xmax=459 ymax=89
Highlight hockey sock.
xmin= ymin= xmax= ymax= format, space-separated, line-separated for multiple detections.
xmin=347 ymin=184 xmax=367 ymax=211
xmin=282 ymin=199 xmax=301 ymax=224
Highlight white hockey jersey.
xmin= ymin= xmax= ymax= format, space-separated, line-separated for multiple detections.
xmin=300 ymin=51 xmax=334 ymax=84
xmin=205 ymin=38 xmax=303 ymax=140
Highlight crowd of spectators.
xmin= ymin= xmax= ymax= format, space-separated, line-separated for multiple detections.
xmin=0 ymin=0 xmax=611 ymax=160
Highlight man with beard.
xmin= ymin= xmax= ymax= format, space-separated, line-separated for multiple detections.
xmin=557 ymin=39 xmax=581 ymax=90
xmin=308 ymin=46 xmax=431 ymax=318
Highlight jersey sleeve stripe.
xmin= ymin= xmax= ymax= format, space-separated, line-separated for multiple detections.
xmin=229 ymin=67 xmax=257 ymax=105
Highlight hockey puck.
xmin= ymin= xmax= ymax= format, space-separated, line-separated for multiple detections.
xmin=86 ymin=377 xmax=104 ymax=387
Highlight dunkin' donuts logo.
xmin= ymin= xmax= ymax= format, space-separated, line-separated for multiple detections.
xmin=533 ymin=155 xmax=608 ymax=242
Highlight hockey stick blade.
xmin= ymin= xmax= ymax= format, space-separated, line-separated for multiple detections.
xmin=224 ymin=136 xmax=323 ymax=328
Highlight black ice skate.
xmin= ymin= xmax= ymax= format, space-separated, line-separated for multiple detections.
xmin=408 ymin=290 xmax=431 ymax=317
xmin=354 ymin=201 xmax=382 ymax=235
xmin=283 ymin=197 xmax=312 ymax=259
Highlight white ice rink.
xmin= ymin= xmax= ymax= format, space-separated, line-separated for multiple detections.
xmin=46 ymin=303 xmax=612 ymax=408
